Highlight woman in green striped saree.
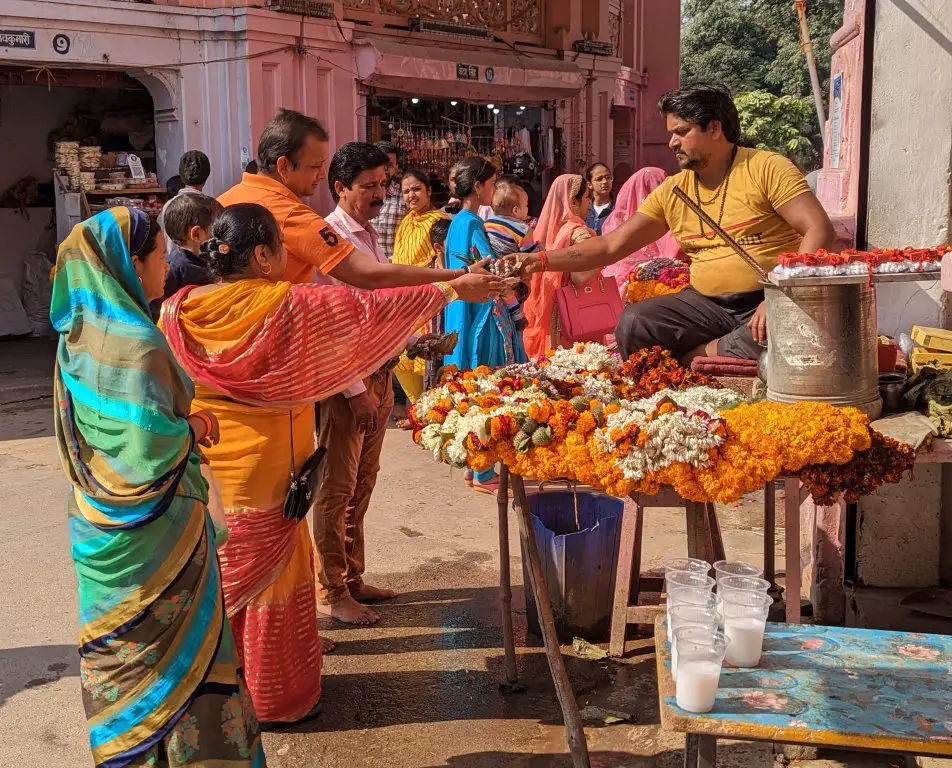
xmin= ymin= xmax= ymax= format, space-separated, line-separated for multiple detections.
xmin=52 ymin=206 xmax=266 ymax=767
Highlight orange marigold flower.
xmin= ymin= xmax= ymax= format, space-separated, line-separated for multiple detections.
xmin=576 ymin=411 xmax=597 ymax=436
xmin=528 ymin=400 xmax=553 ymax=423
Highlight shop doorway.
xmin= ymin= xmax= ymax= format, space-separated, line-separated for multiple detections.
xmin=366 ymin=96 xmax=559 ymax=216
xmin=0 ymin=65 xmax=168 ymax=370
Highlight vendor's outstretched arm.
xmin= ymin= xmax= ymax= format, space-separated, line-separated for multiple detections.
xmin=520 ymin=213 xmax=669 ymax=275
xmin=329 ymin=247 xmax=466 ymax=289
xmin=776 ymin=192 xmax=837 ymax=254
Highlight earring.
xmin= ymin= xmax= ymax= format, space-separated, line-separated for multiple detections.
xmin=260 ymin=261 xmax=273 ymax=276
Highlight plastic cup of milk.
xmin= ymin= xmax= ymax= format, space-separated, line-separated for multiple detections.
xmin=666 ymin=587 xmax=718 ymax=642
xmin=720 ymin=591 xmax=773 ymax=668
xmin=674 ymin=629 xmax=729 ymax=713
xmin=713 ymin=560 xmax=764 ymax=583
xmin=669 ymin=607 xmax=718 ymax=680
xmin=716 ymin=576 xmax=771 ymax=629
xmin=718 ymin=575 xmax=770 ymax=595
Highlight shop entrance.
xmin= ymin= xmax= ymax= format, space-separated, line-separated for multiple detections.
xmin=0 ymin=65 xmax=169 ymax=382
xmin=366 ymin=96 xmax=560 ymax=217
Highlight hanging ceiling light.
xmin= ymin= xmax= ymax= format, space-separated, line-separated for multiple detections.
xmin=519 ymin=105 xmax=526 ymax=110
xmin=487 ymin=103 xmax=495 ymax=109
xmin=493 ymin=108 xmax=500 ymax=114
xmin=450 ymin=100 xmax=458 ymax=106
xmin=411 ymin=98 xmax=420 ymax=104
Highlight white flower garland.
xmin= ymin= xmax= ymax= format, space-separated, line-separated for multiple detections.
xmin=412 ymin=344 xmax=743 ymax=475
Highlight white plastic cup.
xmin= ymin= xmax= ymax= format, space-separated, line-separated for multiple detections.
xmin=713 ymin=560 xmax=764 ymax=583
xmin=669 ymin=608 xmax=718 ymax=680
xmin=674 ymin=629 xmax=729 ymax=713
xmin=721 ymin=591 xmax=772 ymax=667
xmin=718 ymin=575 xmax=771 ymax=595
xmin=666 ymin=587 xmax=718 ymax=642
xmin=662 ymin=558 xmax=711 ymax=577
xmin=666 ymin=571 xmax=716 ymax=592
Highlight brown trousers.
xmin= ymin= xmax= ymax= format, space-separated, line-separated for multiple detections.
xmin=312 ymin=374 xmax=394 ymax=604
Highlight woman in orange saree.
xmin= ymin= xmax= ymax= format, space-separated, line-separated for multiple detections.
xmin=161 ymin=203 xmax=501 ymax=724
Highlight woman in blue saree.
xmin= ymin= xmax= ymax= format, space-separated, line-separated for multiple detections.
xmin=51 ymin=206 xmax=265 ymax=767
xmin=443 ymin=157 xmax=527 ymax=493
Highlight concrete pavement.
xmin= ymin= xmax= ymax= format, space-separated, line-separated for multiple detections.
xmin=0 ymin=396 xmax=939 ymax=768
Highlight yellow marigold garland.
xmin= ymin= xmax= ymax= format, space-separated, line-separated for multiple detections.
xmin=410 ymin=344 xmax=908 ymax=503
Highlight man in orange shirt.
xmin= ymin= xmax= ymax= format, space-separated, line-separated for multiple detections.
xmin=219 ymin=109 xmax=487 ymax=624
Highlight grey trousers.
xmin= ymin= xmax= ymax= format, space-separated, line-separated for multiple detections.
xmin=615 ymin=287 xmax=763 ymax=360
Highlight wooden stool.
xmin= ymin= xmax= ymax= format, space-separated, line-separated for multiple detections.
xmin=608 ymin=488 xmax=726 ymax=657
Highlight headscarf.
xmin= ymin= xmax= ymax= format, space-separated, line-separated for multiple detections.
xmin=601 ymin=167 xmax=685 ymax=292
xmin=52 ymin=206 xmax=195 ymax=504
xmin=522 ymin=174 xmax=594 ymax=359
xmin=52 ymin=207 xmax=223 ymax=768
xmin=392 ymin=208 xmax=448 ymax=267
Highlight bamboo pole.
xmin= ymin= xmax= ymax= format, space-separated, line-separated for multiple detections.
xmin=510 ymin=474 xmax=591 ymax=768
xmin=797 ymin=0 xmax=827 ymax=131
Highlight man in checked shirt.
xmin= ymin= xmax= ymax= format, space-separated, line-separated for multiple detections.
xmin=373 ymin=141 xmax=407 ymax=261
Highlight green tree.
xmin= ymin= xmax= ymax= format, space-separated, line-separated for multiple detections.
xmin=680 ymin=0 xmax=842 ymax=169
xmin=680 ymin=0 xmax=776 ymax=94
xmin=734 ymin=90 xmax=818 ymax=169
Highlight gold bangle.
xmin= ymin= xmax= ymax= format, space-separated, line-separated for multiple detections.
xmin=435 ymin=281 xmax=459 ymax=303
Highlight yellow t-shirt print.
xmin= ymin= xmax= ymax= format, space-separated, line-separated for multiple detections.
xmin=639 ymin=147 xmax=811 ymax=296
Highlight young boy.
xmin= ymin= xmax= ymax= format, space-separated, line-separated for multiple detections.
xmin=155 ymin=191 xmax=222 ymax=312
xmin=484 ymin=175 xmax=537 ymax=330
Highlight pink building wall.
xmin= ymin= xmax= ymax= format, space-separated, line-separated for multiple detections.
xmin=815 ymin=0 xmax=867 ymax=246
xmin=240 ymin=11 xmax=361 ymax=213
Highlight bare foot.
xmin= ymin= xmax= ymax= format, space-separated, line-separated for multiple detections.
xmin=349 ymin=583 xmax=397 ymax=602
xmin=320 ymin=636 xmax=337 ymax=653
xmin=316 ymin=595 xmax=379 ymax=625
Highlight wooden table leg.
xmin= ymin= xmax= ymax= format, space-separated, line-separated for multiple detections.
xmin=704 ymin=502 xmax=726 ymax=562
xmin=510 ymin=474 xmax=591 ymax=768
xmin=763 ymin=481 xmax=776 ymax=584
xmin=697 ymin=735 xmax=717 ymax=768
xmin=683 ymin=733 xmax=699 ymax=768
xmin=784 ymin=477 xmax=802 ymax=624
xmin=685 ymin=501 xmax=709 ymax=560
xmin=497 ymin=466 xmax=519 ymax=688
xmin=609 ymin=497 xmax=639 ymax=658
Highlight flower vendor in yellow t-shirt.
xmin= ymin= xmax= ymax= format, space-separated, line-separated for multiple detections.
xmin=515 ymin=83 xmax=837 ymax=363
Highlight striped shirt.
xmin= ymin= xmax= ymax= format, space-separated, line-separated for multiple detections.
xmin=484 ymin=215 xmax=537 ymax=258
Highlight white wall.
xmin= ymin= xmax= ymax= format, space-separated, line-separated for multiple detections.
xmin=866 ymin=0 xmax=952 ymax=336
xmin=0 ymin=86 xmax=87 ymax=291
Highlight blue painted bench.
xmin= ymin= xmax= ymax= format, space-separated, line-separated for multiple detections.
xmin=655 ymin=617 xmax=952 ymax=767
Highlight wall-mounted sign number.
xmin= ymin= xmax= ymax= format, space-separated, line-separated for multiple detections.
xmin=52 ymin=33 xmax=71 ymax=55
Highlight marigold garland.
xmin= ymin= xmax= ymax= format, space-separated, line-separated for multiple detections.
xmin=800 ymin=431 xmax=916 ymax=505
xmin=409 ymin=343 xmax=915 ymax=504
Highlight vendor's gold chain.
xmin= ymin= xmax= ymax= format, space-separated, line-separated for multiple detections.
xmin=694 ymin=146 xmax=738 ymax=240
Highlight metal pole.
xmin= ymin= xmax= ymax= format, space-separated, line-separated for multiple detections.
xmin=797 ymin=0 xmax=827 ymax=131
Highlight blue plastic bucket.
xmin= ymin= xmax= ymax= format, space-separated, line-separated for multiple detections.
xmin=522 ymin=489 xmax=623 ymax=643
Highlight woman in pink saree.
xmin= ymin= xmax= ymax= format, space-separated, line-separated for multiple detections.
xmin=601 ymin=167 xmax=685 ymax=297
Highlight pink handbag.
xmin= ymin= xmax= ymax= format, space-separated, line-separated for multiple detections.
xmin=555 ymin=273 xmax=623 ymax=342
